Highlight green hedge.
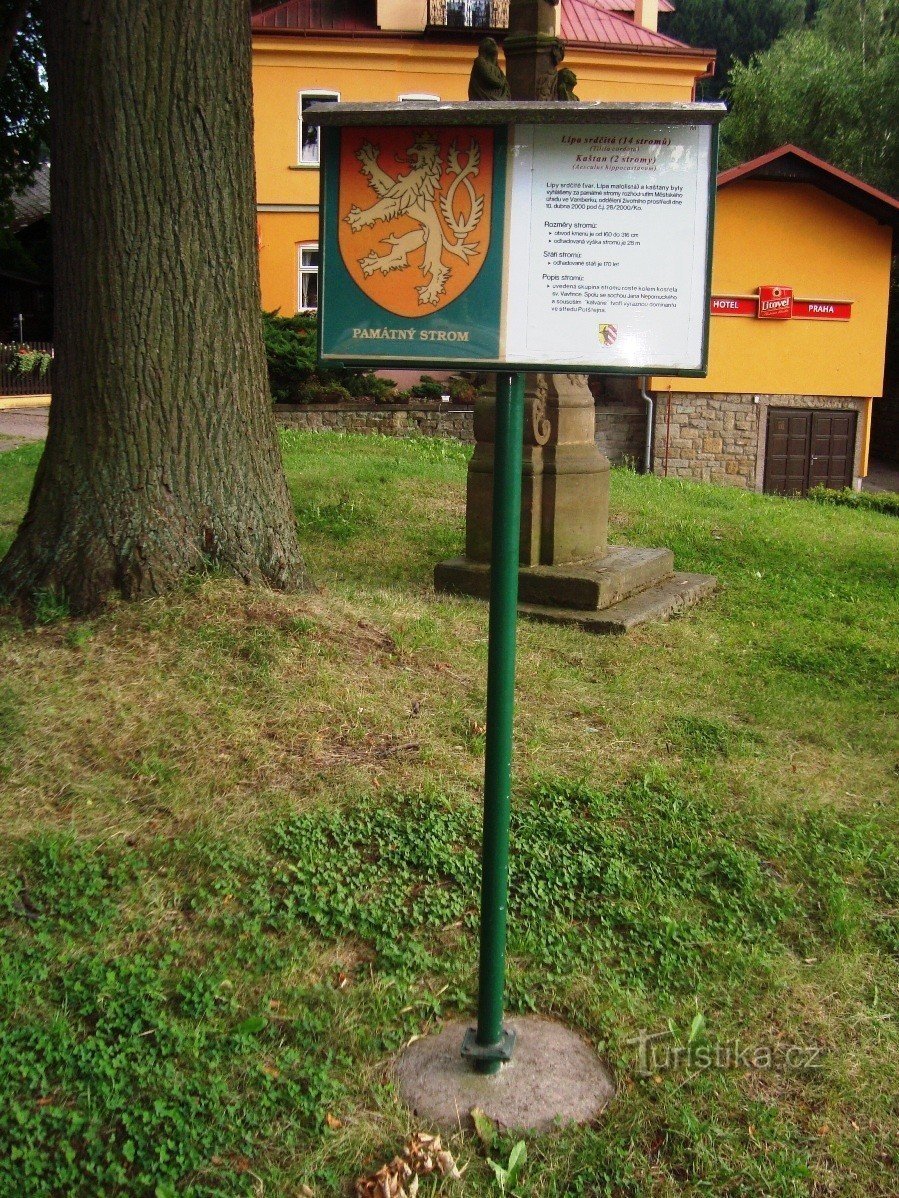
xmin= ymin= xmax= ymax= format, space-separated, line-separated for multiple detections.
xmin=808 ymin=485 xmax=899 ymax=517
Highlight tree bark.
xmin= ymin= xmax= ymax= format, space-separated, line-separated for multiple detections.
xmin=0 ymin=0 xmax=307 ymax=613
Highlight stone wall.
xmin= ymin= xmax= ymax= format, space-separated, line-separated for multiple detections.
xmin=652 ymin=391 xmax=868 ymax=490
xmin=595 ymin=401 xmax=646 ymax=467
xmin=275 ymin=399 xmax=647 ymax=468
xmin=274 ymin=402 xmax=474 ymax=442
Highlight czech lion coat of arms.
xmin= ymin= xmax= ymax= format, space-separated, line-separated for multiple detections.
xmin=338 ymin=127 xmax=494 ymax=318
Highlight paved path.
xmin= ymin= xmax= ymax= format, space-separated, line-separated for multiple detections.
xmin=0 ymin=403 xmax=49 ymax=451
xmin=862 ymin=459 xmax=899 ymax=494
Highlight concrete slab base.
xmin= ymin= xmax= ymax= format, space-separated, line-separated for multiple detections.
xmin=520 ymin=571 xmax=718 ymax=634
xmin=393 ymin=1016 xmax=615 ymax=1134
xmin=434 ymin=545 xmax=673 ymax=610
xmin=434 ymin=544 xmax=716 ymax=633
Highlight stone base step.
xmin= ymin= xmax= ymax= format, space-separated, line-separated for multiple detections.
xmin=434 ymin=545 xmax=674 ymax=611
xmin=519 ymin=572 xmax=717 ymax=634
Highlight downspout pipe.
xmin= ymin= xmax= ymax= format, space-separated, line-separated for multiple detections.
xmin=638 ymin=376 xmax=654 ymax=475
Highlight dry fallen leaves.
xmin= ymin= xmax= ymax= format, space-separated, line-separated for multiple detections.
xmin=355 ymin=1132 xmax=463 ymax=1197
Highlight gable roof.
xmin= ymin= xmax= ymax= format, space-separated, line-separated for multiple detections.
xmin=718 ymin=144 xmax=899 ymax=231
xmin=253 ymin=0 xmax=704 ymax=54
xmin=562 ymin=0 xmax=689 ymax=49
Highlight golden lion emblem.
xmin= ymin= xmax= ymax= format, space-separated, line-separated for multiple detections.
xmin=339 ymin=128 xmax=492 ymax=317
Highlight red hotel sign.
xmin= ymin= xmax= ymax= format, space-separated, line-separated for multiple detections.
xmin=711 ymin=287 xmax=853 ymax=321
xmin=711 ymin=295 xmax=755 ymax=317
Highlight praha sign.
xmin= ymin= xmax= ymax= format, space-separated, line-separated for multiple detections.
xmin=711 ymin=287 xmax=853 ymax=321
xmin=309 ymin=101 xmax=725 ymax=376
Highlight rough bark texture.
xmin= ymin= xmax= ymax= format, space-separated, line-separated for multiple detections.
xmin=0 ymin=0 xmax=307 ymax=613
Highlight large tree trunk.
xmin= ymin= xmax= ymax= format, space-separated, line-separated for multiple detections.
xmin=0 ymin=0 xmax=306 ymax=613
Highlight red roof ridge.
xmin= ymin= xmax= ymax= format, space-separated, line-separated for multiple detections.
xmin=718 ymin=144 xmax=899 ymax=208
xmin=717 ymin=144 xmax=899 ymax=231
xmin=590 ymin=0 xmax=675 ymax=10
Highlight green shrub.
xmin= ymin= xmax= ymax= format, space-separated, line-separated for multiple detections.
xmin=808 ymin=485 xmax=899 ymax=517
xmin=260 ymin=311 xmax=485 ymax=407
xmin=408 ymin=374 xmax=445 ymax=402
xmin=295 ymin=381 xmax=352 ymax=405
xmin=10 ymin=346 xmax=53 ymax=377
xmin=448 ymin=374 xmax=479 ymax=404
xmin=261 ymin=310 xmax=317 ymax=403
xmin=363 ymin=375 xmax=399 ymax=403
xmin=261 ymin=310 xmax=395 ymax=405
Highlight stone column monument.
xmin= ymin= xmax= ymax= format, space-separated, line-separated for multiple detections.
xmin=435 ymin=10 xmax=715 ymax=630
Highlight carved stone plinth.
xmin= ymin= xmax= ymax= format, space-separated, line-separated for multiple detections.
xmin=464 ymin=372 xmax=609 ymax=566
xmin=503 ymin=33 xmax=565 ymax=102
xmin=433 ymin=374 xmax=717 ymax=632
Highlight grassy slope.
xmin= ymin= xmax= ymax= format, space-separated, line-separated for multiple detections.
xmin=0 ymin=431 xmax=897 ymax=1197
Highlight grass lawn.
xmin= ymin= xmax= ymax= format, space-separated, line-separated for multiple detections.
xmin=0 ymin=430 xmax=897 ymax=1197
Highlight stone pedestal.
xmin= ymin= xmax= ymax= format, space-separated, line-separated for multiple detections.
xmin=434 ymin=372 xmax=717 ymax=632
xmin=464 ymin=373 xmax=609 ymax=566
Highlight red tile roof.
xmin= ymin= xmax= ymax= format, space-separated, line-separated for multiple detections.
xmin=252 ymin=0 xmax=377 ymax=33
xmin=562 ymin=0 xmax=688 ymax=49
xmin=253 ymin=0 xmax=701 ymax=54
xmin=591 ymin=0 xmax=675 ymax=12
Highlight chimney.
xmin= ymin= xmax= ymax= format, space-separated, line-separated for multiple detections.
xmin=634 ymin=0 xmax=659 ymax=32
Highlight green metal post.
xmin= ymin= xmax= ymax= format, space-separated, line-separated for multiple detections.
xmin=462 ymin=371 xmax=525 ymax=1075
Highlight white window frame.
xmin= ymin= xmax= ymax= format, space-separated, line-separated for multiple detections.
xmin=297 ymin=243 xmax=319 ymax=313
xmin=297 ymin=90 xmax=339 ymax=167
xmin=399 ymin=92 xmax=440 ymax=101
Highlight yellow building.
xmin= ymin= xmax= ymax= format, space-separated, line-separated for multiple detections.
xmin=251 ymin=0 xmax=715 ymax=315
xmin=651 ymin=146 xmax=899 ymax=493
xmin=251 ymin=7 xmax=898 ymax=496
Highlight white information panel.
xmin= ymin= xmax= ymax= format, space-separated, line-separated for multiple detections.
xmin=504 ymin=122 xmax=714 ymax=371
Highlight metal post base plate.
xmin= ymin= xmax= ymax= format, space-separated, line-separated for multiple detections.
xmin=460 ymin=1026 xmax=517 ymax=1065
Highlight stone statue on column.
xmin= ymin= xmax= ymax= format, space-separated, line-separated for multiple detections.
xmin=437 ymin=4 xmax=714 ymax=628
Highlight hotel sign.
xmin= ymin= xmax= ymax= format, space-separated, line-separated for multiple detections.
xmin=712 ymin=287 xmax=853 ymax=321
xmin=308 ymin=101 xmax=725 ymax=376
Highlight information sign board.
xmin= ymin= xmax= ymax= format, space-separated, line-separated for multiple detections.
xmin=312 ymin=102 xmax=724 ymax=375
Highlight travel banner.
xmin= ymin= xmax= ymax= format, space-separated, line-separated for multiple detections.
xmin=319 ymin=125 xmax=506 ymax=364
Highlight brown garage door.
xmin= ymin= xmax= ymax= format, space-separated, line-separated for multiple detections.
xmin=764 ymin=408 xmax=856 ymax=496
